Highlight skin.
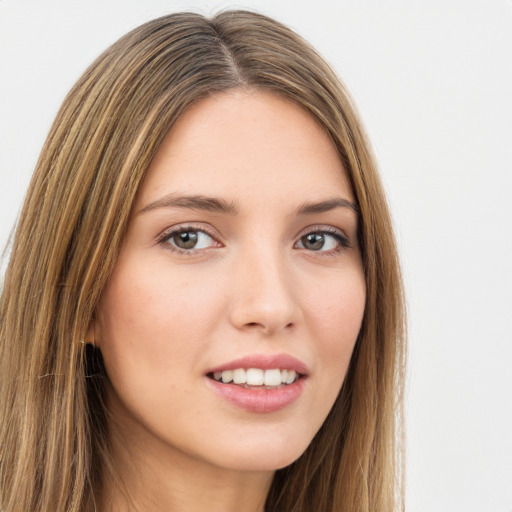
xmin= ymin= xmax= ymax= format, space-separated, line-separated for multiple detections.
xmin=94 ymin=89 xmax=366 ymax=512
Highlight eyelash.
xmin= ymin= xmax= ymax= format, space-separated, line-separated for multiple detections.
xmin=156 ymin=224 xmax=351 ymax=256
xmin=298 ymin=226 xmax=351 ymax=254
xmin=156 ymin=224 xmax=220 ymax=255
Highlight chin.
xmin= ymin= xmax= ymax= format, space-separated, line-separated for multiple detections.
xmin=208 ymin=433 xmax=312 ymax=473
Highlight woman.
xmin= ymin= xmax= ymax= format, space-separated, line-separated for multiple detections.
xmin=0 ymin=10 xmax=406 ymax=512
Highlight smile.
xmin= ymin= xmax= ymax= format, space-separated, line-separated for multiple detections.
xmin=210 ymin=368 xmax=300 ymax=388
xmin=206 ymin=354 xmax=308 ymax=413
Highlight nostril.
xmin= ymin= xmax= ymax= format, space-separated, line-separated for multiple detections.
xmin=243 ymin=321 xmax=295 ymax=332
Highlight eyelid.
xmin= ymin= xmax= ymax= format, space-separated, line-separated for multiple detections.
xmin=155 ymin=223 xmax=352 ymax=255
xmin=156 ymin=223 xmax=222 ymax=253
xmin=294 ymin=225 xmax=351 ymax=251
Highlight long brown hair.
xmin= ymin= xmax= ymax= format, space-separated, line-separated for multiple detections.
xmin=0 ymin=10 xmax=406 ymax=511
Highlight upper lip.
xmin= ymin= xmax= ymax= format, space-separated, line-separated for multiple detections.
xmin=207 ymin=353 xmax=309 ymax=376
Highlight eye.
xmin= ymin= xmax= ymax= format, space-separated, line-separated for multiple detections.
xmin=160 ymin=228 xmax=218 ymax=252
xmin=295 ymin=230 xmax=349 ymax=252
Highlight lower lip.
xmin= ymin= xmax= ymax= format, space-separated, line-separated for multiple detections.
xmin=206 ymin=377 xmax=306 ymax=413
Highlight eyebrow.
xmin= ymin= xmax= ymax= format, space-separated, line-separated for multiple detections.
xmin=295 ymin=198 xmax=360 ymax=216
xmin=138 ymin=193 xmax=359 ymax=217
xmin=138 ymin=193 xmax=239 ymax=215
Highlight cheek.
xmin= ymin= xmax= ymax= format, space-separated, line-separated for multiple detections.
xmin=96 ymin=259 xmax=227 ymax=386
xmin=305 ymin=269 xmax=366 ymax=347
xmin=102 ymin=256 xmax=224 ymax=330
xmin=302 ymin=268 xmax=366 ymax=393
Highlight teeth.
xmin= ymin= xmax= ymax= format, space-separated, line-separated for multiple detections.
xmin=232 ymin=368 xmax=246 ymax=384
xmin=212 ymin=368 xmax=300 ymax=386
xmin=286 ymin=370 xmax=297 ymax=384
xmin=221 ymin=370 xmax=233 ymax=383
xmin=246 ymin=368 xmax=264 ymax=386
xmin=264 ymin=369 xmax=282 ymax=386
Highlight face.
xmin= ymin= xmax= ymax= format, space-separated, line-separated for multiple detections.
xmin=96 ymin=90 xmax=366 ymax=473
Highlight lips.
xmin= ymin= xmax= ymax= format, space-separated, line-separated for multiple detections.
xmin=208 ymin=353 xmax=308 ymax=375
xmin=205 ymin=353 xmax=308 ymax=412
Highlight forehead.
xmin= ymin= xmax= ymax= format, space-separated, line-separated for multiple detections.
xmin=137 ymin=89 xmax=353 ymax=209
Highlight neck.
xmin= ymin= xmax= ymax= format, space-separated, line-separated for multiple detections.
xmin=99 ymin=392 xmax=273 ymax=512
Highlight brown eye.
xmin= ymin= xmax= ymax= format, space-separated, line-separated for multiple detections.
xmin=173 ymin=231 xmax=199 ymax=249
xmin=296 ymin=230 xmax=347 ymax=252
xmin=300 ymin=233 xmax=326 ymax=251
xmin=163 ymin=229 xmax=217 ymax=251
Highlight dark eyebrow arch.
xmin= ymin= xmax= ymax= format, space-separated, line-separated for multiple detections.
xmin=295 ymin=198 xmax=360 ymax=216
xmin=138 ymin=193 xmax=239 ymax=215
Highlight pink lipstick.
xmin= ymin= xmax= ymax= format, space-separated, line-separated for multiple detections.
xmin=205 ymin=353 xmax=308 ymax=413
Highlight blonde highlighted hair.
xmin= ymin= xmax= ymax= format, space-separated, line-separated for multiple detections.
xmin=0 ymin=10 xmax=406 ymax=511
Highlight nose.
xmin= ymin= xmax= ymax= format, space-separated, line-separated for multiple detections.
xmin=228 ymin=245 xmax=300 ymax=336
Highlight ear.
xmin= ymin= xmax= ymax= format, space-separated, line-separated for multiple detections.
xmin=85 ymin=317 xmax=101 ymax=348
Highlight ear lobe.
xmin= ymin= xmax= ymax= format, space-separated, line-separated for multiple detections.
xmin=85 ymin=318 xmax=100 ymax=348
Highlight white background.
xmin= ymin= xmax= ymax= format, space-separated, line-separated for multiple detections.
xmin=1 ymin=1 xmax=511 ymax=511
